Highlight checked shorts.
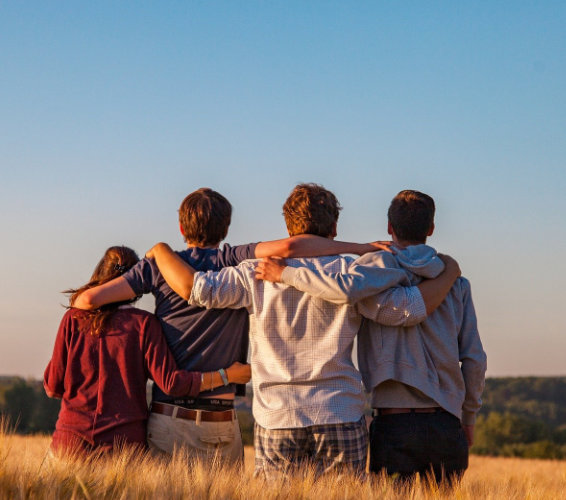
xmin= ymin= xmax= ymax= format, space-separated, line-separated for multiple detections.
xmin=254 ymin=417 xmax=368 ymax=479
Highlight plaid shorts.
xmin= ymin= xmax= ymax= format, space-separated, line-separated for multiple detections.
xmin=254 ymin=418 xmax=368 ymax=479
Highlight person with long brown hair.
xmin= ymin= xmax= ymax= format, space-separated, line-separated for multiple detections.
xmin=44 ymin=245 xmax=250 ymax=455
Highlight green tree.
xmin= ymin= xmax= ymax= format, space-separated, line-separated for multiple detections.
xmin=3 ymin=379 xmax=36 ymax=433
xmin=473 ymin=411 xmax=549 ymax=456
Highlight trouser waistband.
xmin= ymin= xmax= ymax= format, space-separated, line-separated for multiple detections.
xmin=156 ymin=397 xmax=235 ymax=411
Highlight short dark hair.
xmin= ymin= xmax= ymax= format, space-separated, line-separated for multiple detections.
xmin=282 ymin=183 xmax=342 ymax=237
xmin=179 ymin=188 xmax=232 ymax=246
xmin=388 ymin=190 xmax=435 ymax=243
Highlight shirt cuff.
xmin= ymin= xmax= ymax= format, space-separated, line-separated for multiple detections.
xmin=188 ymin=271 xmax=205 ymax=306
xmin=280 ymin=266 xmax=298 ymax=286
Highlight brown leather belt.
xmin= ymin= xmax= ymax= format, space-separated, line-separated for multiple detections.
xmin=373 ymin=407 xmax=444 ymax=416
xmin=151 ymin=402 xmax=235 ymax=422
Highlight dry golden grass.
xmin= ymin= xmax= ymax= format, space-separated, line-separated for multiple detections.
xmin=1 ymin=421 xmax=566 ymax=499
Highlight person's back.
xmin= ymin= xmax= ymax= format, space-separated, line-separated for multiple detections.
xmin=44 ymin=247 xmax=203 ymax=455
xmin=356 ymin=245 xmax=484 ymax=424
xmin=257 ymin=190 xmax=486 ymax=484
xmin=116 ymin=189 xmax=256 ymax=463
xmin=45 ymin=307 xmax=202 ymax=452
xmin=123 ymin=244 xmax=254 ymax=404
xmin=193 ymin=254 xmax=367 ymax=429
xmin=158 ymin=184 xmax=436 ymax=478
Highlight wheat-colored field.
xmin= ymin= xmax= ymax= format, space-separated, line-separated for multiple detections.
xmin=1 ymin=426 xmax=566 ymax=499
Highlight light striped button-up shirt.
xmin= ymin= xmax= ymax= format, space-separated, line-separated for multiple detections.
xmin=189 ymin=255 xmax=426 ymax=430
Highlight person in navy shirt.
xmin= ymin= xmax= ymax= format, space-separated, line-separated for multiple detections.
xmin=74 ymin=187 xmax=391 ymax=465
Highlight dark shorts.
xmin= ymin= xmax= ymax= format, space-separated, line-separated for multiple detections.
xmin=369 ymin=410 xmax=468 ymax=484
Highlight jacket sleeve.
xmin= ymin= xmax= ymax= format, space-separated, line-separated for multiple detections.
xmin=142 ymin=315 xmax=202 ymax=397
xmin=189 ymin=264 xmax=253 ymax=310
xmin=44 ymin=312 xmax=71 ymax=399
xmin=458 ymin=279 xmax=487 ymax=425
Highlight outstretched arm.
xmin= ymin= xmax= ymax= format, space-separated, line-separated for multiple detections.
xmin=254 ymin=234 xmax=392 ymax=258
xmin=256 ymin=254 xmax=461 ymax=323
xmin=146 ymin=243 xmax=196 ymax=300
xmin=73 ymin=277 xmax=136 ymax=310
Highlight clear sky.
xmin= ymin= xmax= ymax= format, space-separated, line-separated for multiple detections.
xmin=1 ymin=2 xmax=565 ymax=378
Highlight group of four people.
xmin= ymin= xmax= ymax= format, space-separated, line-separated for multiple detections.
xmin=45 ymin=183 xmax=486 ymax=483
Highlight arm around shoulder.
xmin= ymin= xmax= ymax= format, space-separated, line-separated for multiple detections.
xmin=73 ymin=277 xmax=136 ymax=310
xmin=146 ymin=242 xmax=195 ymax=300
xmin=254 ymin=234 xmax=393 ymax=259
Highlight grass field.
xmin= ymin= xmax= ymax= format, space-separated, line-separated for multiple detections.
xmin=1 ymin=426 xmax=566 ymax=499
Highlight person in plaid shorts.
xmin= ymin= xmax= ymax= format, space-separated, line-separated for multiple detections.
xmin=147 ymin=183 xmax=460 ymax=478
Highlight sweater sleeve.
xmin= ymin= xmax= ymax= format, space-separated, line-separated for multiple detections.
xmin=142 ymin=314 xmax=202 ymax=397
xmin=44 ymin=312 xmax=71 ymax=399
xmin=458 ymin=279 xmax=487 ymax=425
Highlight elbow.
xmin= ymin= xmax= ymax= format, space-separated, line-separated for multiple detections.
xmin=403 ymin=312 xmax=427 ymax=327
xmin=43 ymin=382 xmax=62 ymax=399
xmin=73 ymin=290 xmax=98 ymax=310
xmin=177 ymin=284 xmax=192 ymax=301
xmin=278 ymin=239 xmax=296 ymax=258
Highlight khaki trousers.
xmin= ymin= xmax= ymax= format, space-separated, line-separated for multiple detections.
xmin=147 ymin=409 xmax=244 ymax=466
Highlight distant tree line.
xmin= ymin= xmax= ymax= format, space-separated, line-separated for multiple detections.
xmin=471 ymin=377 xmax=566 ymax=459
xmin=0 ymin=377 xmax=60 ymax=433
xmin=2 ymin=376 xmax=566 ymax=459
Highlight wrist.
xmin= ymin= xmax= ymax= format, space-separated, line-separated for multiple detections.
xmin=218 ymin=368 xmax=229 ymax=386
xmin=358 ymin=243 xmax=374 ymax=255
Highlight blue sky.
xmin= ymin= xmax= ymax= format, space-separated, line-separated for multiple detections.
xmin=1 ymin=2 xmax=565 ymax=378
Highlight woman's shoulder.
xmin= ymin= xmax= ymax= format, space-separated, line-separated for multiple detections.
xmin=114 ymin=306 xmax=159 ymax=324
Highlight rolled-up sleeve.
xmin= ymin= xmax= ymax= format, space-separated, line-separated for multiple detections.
xmin=189 ymin=264 xmax=252 ymax=310
xmin=356 ymin=286 xmax=427 ymax=326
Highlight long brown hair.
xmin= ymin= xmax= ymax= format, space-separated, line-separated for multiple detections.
xmin=66 ymin=246 xmax=140 ymax=336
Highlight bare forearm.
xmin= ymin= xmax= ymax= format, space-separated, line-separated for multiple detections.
xmin=147 ymin=243 xmax=195 ymax=300
xmin=199 ymin=362 xmax=251 ymax=392
xmin=73 ymin=277 xmax=136 ymax=310
xmin=255 ymin=234 xmax=389 ymax=258
xmin=417 ymin=256 xmax=461 ymax=314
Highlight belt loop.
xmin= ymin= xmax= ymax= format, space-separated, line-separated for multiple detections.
xmin=231 ymin=409 xmax=236 ymax=421
xmin=172 ymin=406 xmax=178 ymax=420
xmin=196 ymin=409 xmax=202 ymax=426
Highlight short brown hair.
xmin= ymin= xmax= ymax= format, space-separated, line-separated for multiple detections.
xmin=179 ymin=188 xmax=232 ymax=246
xmin=282 ymin=183 xmax=342 ymax=237
xmin=387 ymin=190 xmax=435 ymax=243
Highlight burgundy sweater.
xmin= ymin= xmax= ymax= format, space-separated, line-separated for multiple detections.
xmin=44 ymin=307 xmax=201 ymax=447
